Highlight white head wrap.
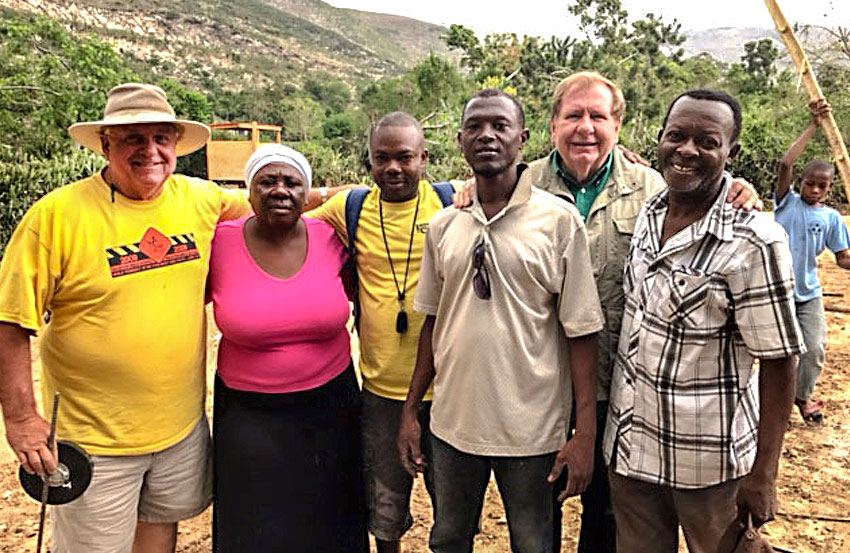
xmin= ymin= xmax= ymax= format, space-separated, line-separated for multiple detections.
xmin=244 ymin=143 xmax=313 ymax=196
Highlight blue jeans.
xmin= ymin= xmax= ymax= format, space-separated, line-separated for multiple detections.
xmin=429 ymin=435 xmax=556 ymax=553
xmin=796 ymin=297 xmax=826 ymax=401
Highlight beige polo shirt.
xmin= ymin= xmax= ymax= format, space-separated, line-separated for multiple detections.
xmin=414 ymin=167 xmax=604 ymax=456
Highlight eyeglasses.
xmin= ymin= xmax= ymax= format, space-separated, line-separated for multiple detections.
xmin=472 ymin=240 xmax=491 ymax=300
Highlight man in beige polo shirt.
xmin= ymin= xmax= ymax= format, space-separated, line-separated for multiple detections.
xmin=397 ymin=89 xmax=603 ymax=552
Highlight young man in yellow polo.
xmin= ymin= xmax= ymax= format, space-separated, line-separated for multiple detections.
xmin=308 ymin=111 xmax=454 ymax=553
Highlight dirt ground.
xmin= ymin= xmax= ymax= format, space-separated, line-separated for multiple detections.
xmin=2 ymin=223 xmax=850 ymax=552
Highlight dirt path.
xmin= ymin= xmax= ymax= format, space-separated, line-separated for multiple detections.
xmin=2 ymin=223 xmax=850 ymax=552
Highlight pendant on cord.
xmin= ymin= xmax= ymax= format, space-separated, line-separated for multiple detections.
xmin=396 ymin=293 xmax=407 ymax=334
xmin=379 ymin=195 xmax=419 ymax=336
xmin=396 ymin=309 xmax=408 ymax=334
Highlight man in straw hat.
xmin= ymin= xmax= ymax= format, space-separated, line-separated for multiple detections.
xmin=0 ymin=83 xmax=249 ymax=552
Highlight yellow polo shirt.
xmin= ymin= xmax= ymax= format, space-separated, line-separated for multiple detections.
xmin=308 ymin=181 xmax=455 ymax=400
xmin=0 ymin=173 xmax=249 ymax=455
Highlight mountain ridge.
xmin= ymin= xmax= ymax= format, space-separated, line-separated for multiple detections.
xmin=0 ymin=0 xmax=451 ymax=93
xmin=1 ymin=0 xmax=828 ymax=91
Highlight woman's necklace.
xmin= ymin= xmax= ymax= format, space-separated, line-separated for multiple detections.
xmin=378 ymin=191 xmax=421 ymax=334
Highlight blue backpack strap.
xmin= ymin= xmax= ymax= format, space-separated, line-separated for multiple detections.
xmin=344 ymin=188 xmax=371 ymax=254
xmin=343 ymin=188 xmax=371 ymax=331
xmin=429 ymin=181 xmax=454 ymax=207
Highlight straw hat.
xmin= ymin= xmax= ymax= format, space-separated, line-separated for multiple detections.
xmin=68 ymin=83 xmax=211 ymax=156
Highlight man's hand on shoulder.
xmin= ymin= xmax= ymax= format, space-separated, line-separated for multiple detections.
xmin=726 ymin=177 xmax=764 ymax=211
xmin=304 ymin=184 xmax=367 ymax=212
xmin=617 ymin=144 xmax=649 ymax=167
xmin=451 ymin=178 xmax=475 ymax=209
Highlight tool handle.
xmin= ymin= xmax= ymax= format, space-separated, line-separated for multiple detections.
xmin=47 ymin=392 xmax=60 ymax=448
xmin=36 ymin=392 xmax=60 ymax=553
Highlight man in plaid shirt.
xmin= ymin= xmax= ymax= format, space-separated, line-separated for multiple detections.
xmin=603 ymin=89 xmax=805 ymax=553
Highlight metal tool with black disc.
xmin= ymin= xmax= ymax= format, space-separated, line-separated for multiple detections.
xmin=16 ymin=393 xmax=94 ymax=553
xmin=19 ymin=439 xmax=93 ymax=505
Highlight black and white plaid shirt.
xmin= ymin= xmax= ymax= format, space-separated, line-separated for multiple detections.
xmin=603 ymin=176 xmax=805 ymax=489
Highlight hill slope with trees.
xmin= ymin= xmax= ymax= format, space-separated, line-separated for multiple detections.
xmin=1 ymin=0 xmax=849 ymax=253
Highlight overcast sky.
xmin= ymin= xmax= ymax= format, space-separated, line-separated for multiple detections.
xmin=325 ymin=0 xmax=847 ymax=38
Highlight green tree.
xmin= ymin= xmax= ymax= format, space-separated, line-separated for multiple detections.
xmin=358 ymin=76 xmax=419 ymax=120
xmin=158 ymin=79 xmax=213 ymax=123
xmin=567 ymin=0 xmax=686 ymax=124
xmin=442 ymin=24 xmax=484 ymax=71
xmin=412 ymin=54 xmax=469 ymax=114
xmin=304 ymin=74 xmax=352 ymax=114
xmin=0 ymin=11 xmax=134 ymax=159
xmin=280 ymin=95 xmax=324 ymax=141
xmin=726 ymin=39 xmax=779 ymax=95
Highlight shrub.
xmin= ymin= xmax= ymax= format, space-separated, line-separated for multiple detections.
xmin=0 ymin=149 xmax=104 ymax=255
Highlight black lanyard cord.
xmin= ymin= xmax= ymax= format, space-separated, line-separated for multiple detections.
xmin=378 ymin=191 xmax=421 ymax=334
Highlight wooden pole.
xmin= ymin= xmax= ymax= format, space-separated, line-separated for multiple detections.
xmin=764 ymin=0 xmax=850 ymax=204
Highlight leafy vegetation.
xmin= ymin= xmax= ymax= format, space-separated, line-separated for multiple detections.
xmin=0 ymin=150 xmax=105 ymax=252
xmin=2 ymin=0 xmax=850 ymax=254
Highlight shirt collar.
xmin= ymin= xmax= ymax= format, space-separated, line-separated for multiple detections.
xmin=696 ymin=173 xmax=736 ymax=243
xmin=467 ymin=163 xmax=531 ymax=220
xmin=551 ymin=150 xmax=614 ymax=190
xmin=639 ymin=173 xmax=736 ymax=247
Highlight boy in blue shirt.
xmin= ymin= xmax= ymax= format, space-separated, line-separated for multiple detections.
xmin=775 ymin=98 xmax=850 ymax=423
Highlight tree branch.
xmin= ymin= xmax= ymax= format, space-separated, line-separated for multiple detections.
xmin=0 ymin=86 xmax=61 ymax=96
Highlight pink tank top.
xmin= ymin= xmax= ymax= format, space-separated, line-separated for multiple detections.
xmin=208 ymin=216 xmax=351 ymax=393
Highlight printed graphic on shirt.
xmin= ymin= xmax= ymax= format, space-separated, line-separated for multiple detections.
xmin=415 ymin=222 xmax=430 ymax=234
xmin=106 ymin=228 xmax=201 ymax=277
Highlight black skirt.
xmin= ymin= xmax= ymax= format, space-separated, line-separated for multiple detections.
xmin=213 ymin=364 xmax=367 ymax=553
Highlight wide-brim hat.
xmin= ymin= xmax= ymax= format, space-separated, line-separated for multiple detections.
xmin=68 ymin=83 xmax=210 ymax=156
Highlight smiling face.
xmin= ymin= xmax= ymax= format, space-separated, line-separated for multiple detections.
xmin=369 ymin=124 xmax=427 ymax=202
xmin=799 ymin=168 xmax=833 ymax=206
xmin=101 ymin=123 xmax=178 ymax=200
xmin=657 ymin=96 xmax=739 ymax=200
xmin=249 ymin=162 xmax=306 ymax=228
xmin=549 ymin=82 xmax=621 ymax=182
xmin=458 ymin=95 xmax=528 ymax=177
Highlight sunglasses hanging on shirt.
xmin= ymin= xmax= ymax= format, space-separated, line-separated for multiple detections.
xmin=472 ymin=239 xmax=491 ymax=300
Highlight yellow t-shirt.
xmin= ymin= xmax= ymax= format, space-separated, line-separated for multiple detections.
xmin=0 ymin=173 xmax=249 ymax=455
xmin=308 ymin=181 xmax=455 ymax=400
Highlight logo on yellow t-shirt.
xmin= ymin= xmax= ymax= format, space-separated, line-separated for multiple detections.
xmin=105 ymin=228 xmax=200 ymax=277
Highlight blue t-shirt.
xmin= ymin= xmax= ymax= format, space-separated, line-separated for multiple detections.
xmin=774 ymin=190 xmax=850 ymax=301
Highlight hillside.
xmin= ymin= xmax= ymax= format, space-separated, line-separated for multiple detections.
xmin=3 ymin=0 xmax=839 ymax=89
xmin=684 ymin=27 xmax=779 ymax=63
xmin=683 ymin=25 xmax=845 ymax=66
xmin=0 ymin=0 xmax=450 ymax=92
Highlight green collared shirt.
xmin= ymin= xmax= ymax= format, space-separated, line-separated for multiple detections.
xmin=552 ymin=151 xmax=614 ymax=220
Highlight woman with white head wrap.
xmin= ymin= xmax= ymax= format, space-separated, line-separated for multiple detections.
xmin=243 ymin=143 xmax=313 ymax=199
xmin=206 ymin=143 xmax=367 ymax=552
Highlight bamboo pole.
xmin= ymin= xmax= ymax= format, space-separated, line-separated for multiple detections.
xmin=764 ymin=0 xmax=850 ymax=203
